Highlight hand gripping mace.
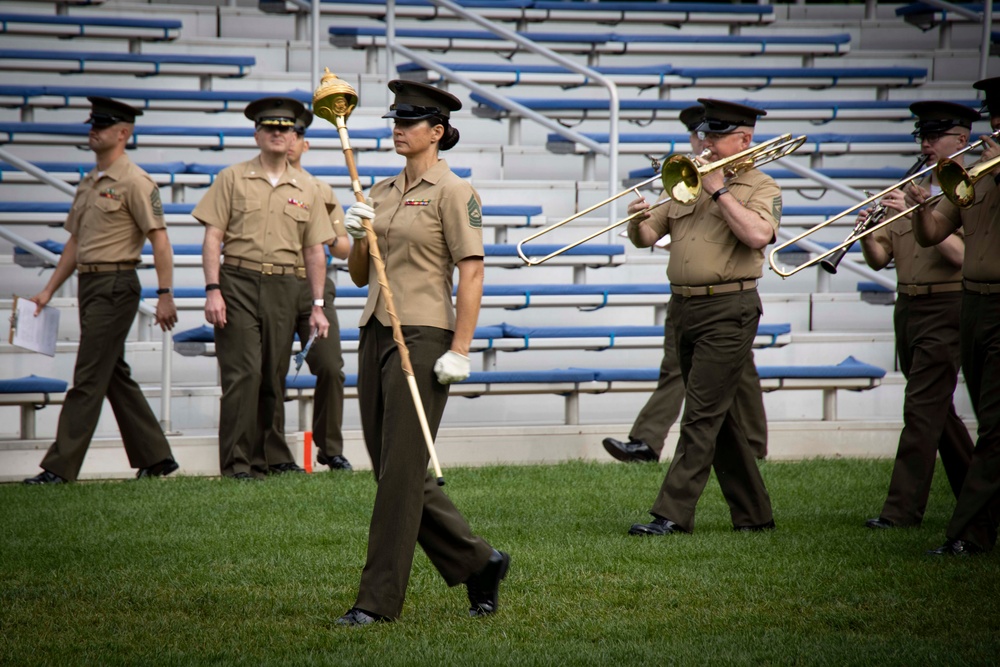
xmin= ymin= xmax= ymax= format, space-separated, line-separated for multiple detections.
xmin=313 ymin=69 xmax=445 ymax=486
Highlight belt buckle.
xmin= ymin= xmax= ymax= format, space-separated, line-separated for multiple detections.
xmin=907 ymin=285 xmax=918 ymax=297
xmin=261 ymin=262 xmax=274 ymax=276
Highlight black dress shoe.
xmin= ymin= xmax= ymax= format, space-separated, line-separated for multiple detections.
xmin=865 ymin=517 xmax=895 ymax=529
xmin=926 ymin=539 xmax=985 ymax=556
xmin=23 ymin=470 xmax=66 ymax=485
xmin=317 ymin=453 xmax=353 ymax=471
xmin=734 ymin=519 xmax=776 ymax=532
xmin=335 ymin=607 xmax=389 ymax=626
xmin=268 ymin=462 xmax=306 ymax=475
xmin=466 ymin=549 xmax=510 ymax=617
xmin=136 ymin=459 xmax=179 ymax=479
xmin=229 ymin=472 xmax=259 ymax=481
xmin=629 ymin=516 xmax=684 ymax=536
xmin=602 ymin=437 xmax=658 ymax=463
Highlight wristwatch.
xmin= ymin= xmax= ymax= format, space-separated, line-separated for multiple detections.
xmin=313 ymin=299 xmax=325 ymax=307
xmin=155 ymin=287 xmax=171 ymax=295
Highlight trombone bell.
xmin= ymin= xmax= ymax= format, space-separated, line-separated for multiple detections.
xmin=937 ymin=157 xmax=976 ymax=208
xmin=661 ymin=155 xmax=702 ymax=204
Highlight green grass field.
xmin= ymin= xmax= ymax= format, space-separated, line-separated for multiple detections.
xmin=1 ymin=459 xmax=998 ymax=666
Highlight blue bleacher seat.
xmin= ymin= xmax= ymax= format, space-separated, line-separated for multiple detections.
xmin=548 ymin=132 xmax=923 ymax=158
xmin=0 ymin=85 xmax=312 ymax=113
xmin=0 ymin=49 xmax=254 ymax=78
xmin=473 ymin=94 xmax=982 ymax=125
xmin=398 ymin=61 xmax=927 ymax=90
xmin=0 ymin=375 xmax=68 ymax=394
xmin=0 ymin=123 xmax=392 ymax=150
xmin=330 ymin=26 xmax=850 ymax=59
xmin=0 ymin=12 xmax=181 ymax=40
xmin=267 ymin=0 xmax=775 ymax=26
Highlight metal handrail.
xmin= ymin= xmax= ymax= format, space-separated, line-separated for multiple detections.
xmin=0 ymin=149 xmax=175 ymax=433
xmin=385 ymin=0 xmax=621 ymax=226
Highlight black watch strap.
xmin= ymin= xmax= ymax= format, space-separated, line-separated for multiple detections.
xmin=205 ymin=283 xmax=221 ymax=292
xmin=711 ymin=187 xmax=729 ymax=203
xmin=155 ymin=287 xmax=171 ymax=295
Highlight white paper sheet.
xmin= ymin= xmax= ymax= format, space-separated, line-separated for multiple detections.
xmin=9 ymin=296 xmax=60 ymax=357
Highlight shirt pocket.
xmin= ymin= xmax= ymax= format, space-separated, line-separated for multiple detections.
xmin=94 ymin=196 xmax=123 ymax=214
xmin=960 ymin=188 xmax=988 ymax=237
xmin=280 ymin=203 xmax=310 ymax=248
xmin=232 ymin=196 xmax=261 ymax=237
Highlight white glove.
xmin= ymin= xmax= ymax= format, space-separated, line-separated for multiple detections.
xmin=434 ymin=350 xmax=471 ymax=384
xmin=344 ymin=198 xmax=375 ymax=240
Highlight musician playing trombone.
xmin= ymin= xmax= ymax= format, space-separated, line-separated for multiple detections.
xmin=603 ymin=104 xmax=768 ymax=464
xmin=908 ymin=77 xmax=1000 ymax=556
xmin=857 ymin=101 xmax=977 ymax=531
xmin=625 ymin=99 xmax=779 ymax=536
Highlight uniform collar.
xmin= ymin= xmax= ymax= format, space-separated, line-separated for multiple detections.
xmin=91 ymin=153 xmax=131 ymax=183
xmin=243 ymin=155 xmax=305 ymax=190
xmin=390 ymin=159 xmax=450 ymax=192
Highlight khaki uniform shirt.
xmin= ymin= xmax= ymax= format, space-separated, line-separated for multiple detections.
xmin=360 ymin=159 xmax=484 ymax=330
xmin=65 ymin=154 xmax=165 ymax=264
xmin=870 ymin=175 xmax=963 ymax=284
xmin=192 ymin=156 xmax=333 ymax=266
xmin=634 ymin=168 xmax=781 ymax=285
xmin=933 ymin=156 xmax=1000 ymax=282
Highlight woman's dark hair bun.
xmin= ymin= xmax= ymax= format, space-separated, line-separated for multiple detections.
xmin=439 ymin=124 xmax=460 ymax=151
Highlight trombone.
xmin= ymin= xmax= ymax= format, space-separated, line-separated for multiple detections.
xmin=516 ymin=133 xmax=808 ymax=265
xmin=769 ymin=129 xmax=1000 ymax=279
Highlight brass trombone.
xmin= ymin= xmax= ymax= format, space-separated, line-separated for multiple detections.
xmin=769 ymin=129 xmax=1000 ymax=279
xmin=516 ymin=133 xmax=808 ymax=266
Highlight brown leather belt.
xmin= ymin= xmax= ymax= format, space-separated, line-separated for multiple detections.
xmin=896 ymin=281 xmax=963 ymax=297
xmin=223 ymin=256 xmax=298 ymax=276
xmin=670 ymin=279 xmax=757 ymax=298
xmin=77 ymin=262 xmax=137 ymax=273
xmin=964 ymin=278 xmax=1000 ymax=295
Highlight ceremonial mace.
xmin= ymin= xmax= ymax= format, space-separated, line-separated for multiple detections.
xmin=313 ymin=69 xmax=445 ymax=486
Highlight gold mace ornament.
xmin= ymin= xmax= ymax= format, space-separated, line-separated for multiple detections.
xmin=312 ymin=68 xmax=446 ymax=486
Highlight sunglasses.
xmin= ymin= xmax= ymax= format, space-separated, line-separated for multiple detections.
xmin=915 ymin=132 xmax=964 ymax=143
xmin=257 ymin=123 xmax=295 ymax=133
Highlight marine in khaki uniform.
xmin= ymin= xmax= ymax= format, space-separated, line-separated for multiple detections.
xmin=859 ymin=101 xmax=977 ymax=529
xmin=24 ymin=97 xmax=179 ymax=484
xmin=625 ymin=99 xmax=779 ymax=536
xmin=193 ymin=97 xmax=334 ymax=481
xmin=911 ymin=77 xmax=1000 ymax=555
xmin=603 ymin=103 xmax=769 ymax=463
xmin=334 ymin=81 xmax=508 ymax=626
xmin=263 ymin=109 xmax=353 ymax=473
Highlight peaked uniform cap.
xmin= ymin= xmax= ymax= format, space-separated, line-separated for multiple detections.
xmin=383 ymin=80 xmax=462 ymax=120
xmin=908 ymin=100 xmax=980 ymax=136
xmin=973 ymin=76 xmax=1000 ymax=116
xmin=695 ymin=98 xmax=766 ymax=134
xmin=85 ymin=96 xmax=142 ymax=126
xmin=294 ymin=109 xmax=314 ymax=134
xmin=244 ymin=96 xmax=306 ymax=127
xmin=679 ymin=104 xmax=705 ymax=133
